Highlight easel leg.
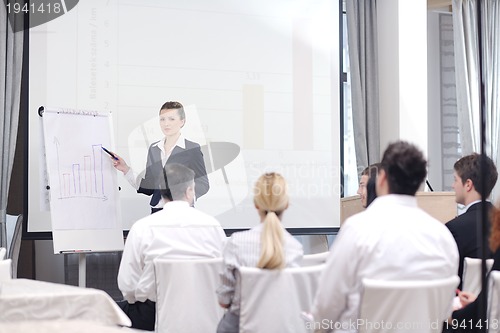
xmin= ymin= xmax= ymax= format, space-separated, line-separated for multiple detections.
xmin=79 ymin=253 xmax=86 ymax=288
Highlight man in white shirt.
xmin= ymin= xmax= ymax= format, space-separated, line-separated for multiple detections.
xmin=310 ymin=141 xmax=459 ymax=333
xmin=117 ymin=163 xmax=226 ymax=331
xmin=445 ymin=153 xmax=498 ymax=288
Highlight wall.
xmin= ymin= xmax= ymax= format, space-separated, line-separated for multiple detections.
xmin=377 ymin=0 xmax=428 ymax=155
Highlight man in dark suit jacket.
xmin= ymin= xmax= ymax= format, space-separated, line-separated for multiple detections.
xmin=446 ymin=153 xmax=498 ymax=289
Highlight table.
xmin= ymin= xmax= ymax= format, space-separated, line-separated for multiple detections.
xmin=0 ymin=320 xmax=141 ymax=333
xmin=0 ymin=279 xmax=131 ymax=327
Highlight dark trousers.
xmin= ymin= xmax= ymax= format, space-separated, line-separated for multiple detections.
xmin=117 ymin=299 xmax=156 ymax=331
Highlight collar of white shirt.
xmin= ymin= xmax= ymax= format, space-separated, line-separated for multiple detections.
xmin=161 ymin=199 xmax=190 ymax=210
xmin=369 ymin=194 xmax=418 ymax=208
xmin=154 ymin=133 xmax=186 ymax=154
xmin=463 ymin=199 xmax=484 ymax=212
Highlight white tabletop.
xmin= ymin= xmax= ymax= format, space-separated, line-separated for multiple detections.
xmin=0 ymin=279 xmax=131 ymax=327
xmin=0 ymin=320 xmax=141 ymax=333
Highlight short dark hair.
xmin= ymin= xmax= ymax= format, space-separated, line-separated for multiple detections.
xmin=380 ymin=141 xmax=427 ymax=195
xmin=454 ymin=153 xmax=498 ymax=197
xmin=365 ymin=164 xmax=381 ymax=207
xmin=361 ymin=163 xmax=381 ymax=178
xmin=161 ymin=163 xmax=195 ymax=200
xmin=160 ymin=101 xmax=185 ymax=120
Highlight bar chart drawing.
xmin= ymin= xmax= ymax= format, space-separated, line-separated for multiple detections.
xmin=41 ymin=109 xmax=120 ymax=234
xmin=53 ymin=139 xmax=108 ymax=201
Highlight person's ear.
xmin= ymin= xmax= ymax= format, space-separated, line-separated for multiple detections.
xmin=376 ymin=169 xmax=387 ymax=195
xmin=185 ymin=184 xmax=195 ymax=201
xmin=377 ymin=169 xmax=386 ymax=186
xmin=464 ymin=179 xmax=474 ymax=192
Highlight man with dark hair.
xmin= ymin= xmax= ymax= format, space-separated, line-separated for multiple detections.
xmin=117 ymin=163 xmax=226 ymax=331
xmin=357 ymin=163 xmax=381 ymax=208
xmin=310 ymin=141 xmax=458 ymax=331
xmin=446 ymin=153 xmax=498 ymax=288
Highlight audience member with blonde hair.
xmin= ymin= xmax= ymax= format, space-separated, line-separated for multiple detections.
xmin=216 ymin=172 xmax=303 ymax=333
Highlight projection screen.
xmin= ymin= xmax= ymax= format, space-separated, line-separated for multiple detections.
xmin=27 ymin=0 xmax=341 ymax=235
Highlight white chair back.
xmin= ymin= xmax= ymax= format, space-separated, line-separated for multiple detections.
xmin=463 ymin=257 xmax=494 ymax=295
xmin=488 ymin=271 xmax=500 ymax=333
xmin=6 ymin=214 xmax=23 ymax=278
xmin=359 ymin=276 xmax=459 ymax=333
xmin=153 ymin=257 xmax=224 ymax=333
xmin=239 ymin=264 xmax=325 ymax=333
xmin=0 ymin=259 xmax=13 ymax=282
xmin=300 ymin=251 xmax=329 ymax=266
xmin=0 ymin=247 xmax=6 ymax=260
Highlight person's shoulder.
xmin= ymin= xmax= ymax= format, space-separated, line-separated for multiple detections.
xmin=184 ymin=139 xmax=201 ymax=149
xmin=189 ymin=207 xmax=221 ymax=226
xmin=341 ymin=210 xmax=372 ymax=230
xmin=417 ymin=210 xmax=457 ymax=242
xmin=128 ymin=215 xmax=154 ymax=235
xmin=284 ymin=232 xmax=304 ymax=252
xmin=149 ymin=140 xmax=161 ymax=149
xmin=229 ymin=227 xmax=257 ymax=244
xmin=414 ymin=208 xmax=450 ymax=230
xmin=446 ymin=207 xmax=477 ymax=228
xmin=445 ymin=214 xmax=461 ymax=230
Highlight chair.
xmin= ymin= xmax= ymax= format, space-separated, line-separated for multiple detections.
xmin=0 ymin=247 xmax=6 ymax=260
xmin=300 ymin=251 xmax=329 ymax=266
xmin=462 ymin=257 xmax=494 ymax=295
xmin=488 ymin=271 xmax=500 ymax=333
xmin=6 ymin=214 xmax=23 ymax=278
xmin=359 ymin=276 xmax=459 ymax=333
xmin=0 ymin=259 xmax=13 ymax=282
xmin=153 ymin=257 xmax=224 ymax=333
xmin=239 ymin=264 xmax=325 ymax=333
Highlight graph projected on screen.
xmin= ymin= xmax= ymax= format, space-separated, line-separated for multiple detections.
xmin=53 ymin=138 xmax=108 ymax=201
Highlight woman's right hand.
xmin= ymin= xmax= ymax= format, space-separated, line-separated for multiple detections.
xmin=458 ymin=291 xmax=477 ymax=308
xmin=109 ymin=152 xmax=130 ymax=174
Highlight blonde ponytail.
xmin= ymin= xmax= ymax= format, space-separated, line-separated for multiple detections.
xmin=254 ymin=173 xmax=288 ymax=270
xmin=257 ymin=211 xmax=285 ymax=269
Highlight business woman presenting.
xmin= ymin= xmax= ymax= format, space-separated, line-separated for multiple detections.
xmin=111 ymin=101 xmax=209 ymax=213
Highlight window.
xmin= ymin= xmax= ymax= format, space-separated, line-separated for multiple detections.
xmin=340 ymin=1 xmax=358 ymax=197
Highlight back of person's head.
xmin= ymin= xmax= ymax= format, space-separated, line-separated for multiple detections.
xmin=161 ymin=163 xmax=195 ymax=201
xmin=366 ymin=170 xmax=379 ymax=207
xmin=454 ymin=153 xmax=498 ymax=198
xmin=362 ymin=163 xmax=381 ymax=207
xmin=361 ymin=163 xmax=381 ymax=178
xmin=254 ymin=173 xmax=289 ymax=270
xmin=380 ymin=141 xmax=427 ymax=195
xmin=361 ymin=166 xmax=369 ymax=177
xmin=160 ymin=101 xmax=185 ymax=120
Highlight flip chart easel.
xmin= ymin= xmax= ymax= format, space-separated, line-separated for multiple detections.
xmin=39 ymin=106 xmax=124 ymax=287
